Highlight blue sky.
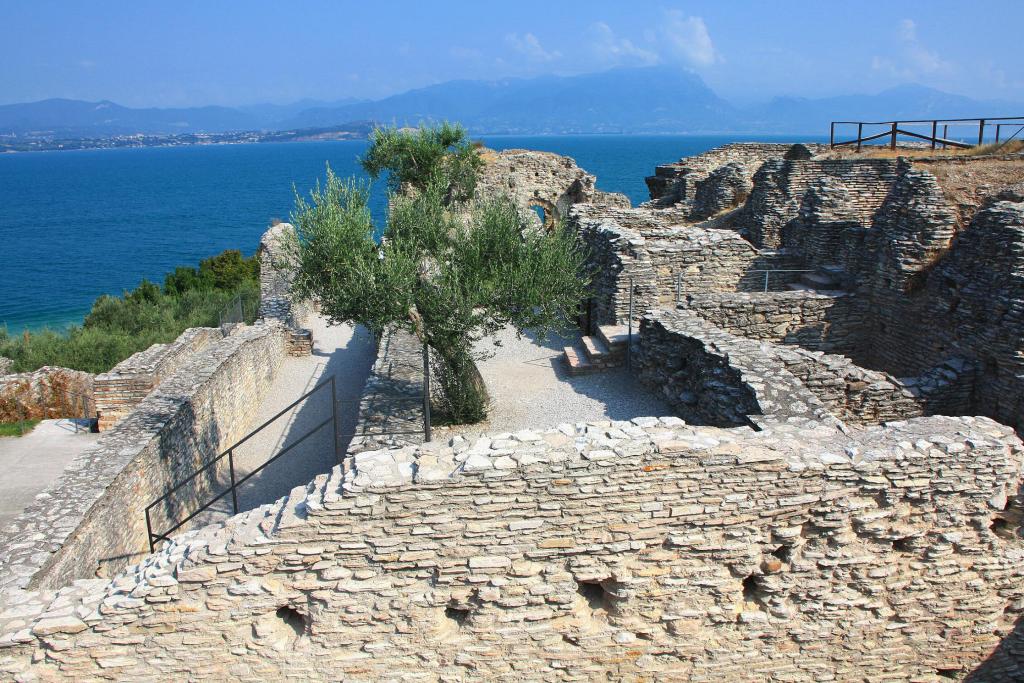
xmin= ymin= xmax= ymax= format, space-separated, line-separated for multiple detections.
xmin=3 ymin=0 xmax=1022 ymax=107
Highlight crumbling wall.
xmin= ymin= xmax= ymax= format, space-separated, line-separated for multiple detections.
xmin=573 ymin=206 xmax=803 ymax=326
xmin=258 ymin=222 xmax=312 ymax=328
xmin=644 ymin=142 xmax=810 ymax=208
xmin=1 ymin=415 xmax=1022 ymax=682
xmin=476 ymin=148 xmax=629 ymax=227
xmin=93 ymin=327 xmax=222 ymax=430
xmin=690 ymin=162 xmax=753 ymax=220
xmin=856 ymin=189 xmax=1024 ymax=432
xmin=739 ymin=158 xmax=898 ymax=250
xmin=636 ymin=311 xmax=836 ymax=428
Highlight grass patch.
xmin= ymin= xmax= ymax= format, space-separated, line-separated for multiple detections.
xmin=0 ymin=420 xmax=39 ymax=437
xmin=0 ymin=249 xmax=260 ymax=374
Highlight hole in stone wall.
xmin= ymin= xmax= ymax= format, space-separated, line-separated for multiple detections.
xmin=445 ymin=606 xmax=470 ymax=628
xmin=578 ymin=580 xmax=610 ymax=613
xmin=771 ymin=545 xmax=792 ymax=563
xmin=742 ymin=575 xmax=760 ymax=604
xmin=991 ymin=517 xmax=1012 ymax=539
xmin=936 ymin=668 xmax=961 ymax=679
xmin=532 ymin=205 xmax=546 ymax=225
xmin=892 ymin=537 xmax=912 ymax=552
xmin=275 ymin=606 xmax=306 ymax=638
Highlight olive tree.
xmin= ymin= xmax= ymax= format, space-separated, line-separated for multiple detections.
xmin=288 ymin=123 xmax=589 ymax=423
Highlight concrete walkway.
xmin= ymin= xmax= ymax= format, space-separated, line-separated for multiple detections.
xmin=0 ymin=419 xmax=100 ymax=534
xmin=225 ymin=315 xmax=376 ymax=514
xmin=443 ymin=325 xmax=672 ymax=440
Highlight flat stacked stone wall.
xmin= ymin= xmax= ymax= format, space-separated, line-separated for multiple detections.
xmin=573 ymin=206 xmax=805 ymax=326
xmin=681 ymin=290 xmax=866 ymax=355
xmin=0 ymin=324 xmax=287 ymax=594
xmin=739 ymin=158 xmax=899 ymax=250
xmin=258 ymin=222 xmax=312 ymax=329
xmin=93 ymin=327 xmax=222 ymax=430
xmin=637 ymin=310 xmax=973 ymax=428
xmin=635 ymin=311 xmax=837 ymax=428
xmin=645 ymin=142 xmax=817 ymax=208
xmin=1 ymin=414 xmax=1021 ymax=681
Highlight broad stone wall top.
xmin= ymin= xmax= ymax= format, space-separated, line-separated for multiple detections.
xmin=1 ymin=413 xmax=1021 ymax=680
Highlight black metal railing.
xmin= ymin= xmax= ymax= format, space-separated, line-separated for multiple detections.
xmin=830 ymin=116 xmax=1024 ymax=151
xmin=145 ymin=376 xmax=339 ymax=550
xmin=145 ymin=376 xmax=432 ymax=551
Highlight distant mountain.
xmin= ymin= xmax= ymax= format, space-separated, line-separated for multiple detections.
xmin=280 ymin=66 xmax=740 ymax=134
xmin=0 ymin=98 xmax=261 ymax=137
xmin=3 ymin=70 xmax=1022 ymax=139
xmin=746 ymin=84 xmax=1024 ymax=134
xmin=237 ymin=98 xmax=365 ymax=127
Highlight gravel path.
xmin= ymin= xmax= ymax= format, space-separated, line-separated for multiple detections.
xmin=441 ymin=325 xmax=672 ymax=440
xmin=190 ymin=316 xmax=376 ymax=525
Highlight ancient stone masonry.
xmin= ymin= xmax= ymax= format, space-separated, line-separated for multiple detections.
xmin=680 ymin=290 xmax=866 ymax=355
xmin=0 ymin=323 xmax=287 ymax=595
xmin=1 ymin=415 xmax=1022 ymax=681
xmin=346 ymin=327 xmax=425 ymax=457
xmin=258 ymin=222 xmax=312 ymax=331
xmin=571 ymin=204 xmax=803 ymax=327
xmin=644 ymin=143 xmax=824 ymax=213
xmin=0 ymin=366 xmax=95 ymax=423
xmin=737 ymin=158 xmax=899 ymax=251
xmin=93 ymin=326 xmax=222 ymax=430
xmin=0 ymin=357 xmax=12 ymax=376
xmin=476 ymin=148 xmax=629 ymax=228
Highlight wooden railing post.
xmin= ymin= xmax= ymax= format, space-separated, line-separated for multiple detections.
xmin=943 ymin=124 xmax=948 ymax=149
xmin=931 ymin=121 xmax=938 ymax=150
xmin=996 ymin=124 xmax=1001 ymax=144
xmin=856 ymin=123 xmax=863 ymax=152
xmin=890 ymin=122 xmax=898 ymax=150
xmin=830 ymin=121 xmax=835 ymax=148
xmin=978 ymin=119 xmax=986 ymax=146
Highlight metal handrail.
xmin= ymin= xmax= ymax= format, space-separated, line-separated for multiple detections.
xmin=145 ymin=376 xmax=339 ymax=550
xmin=144 ymin=377 xmax=433 ymax=550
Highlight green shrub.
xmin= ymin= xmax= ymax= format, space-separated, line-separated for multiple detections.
xmin=0 ymin=250 xmax=260 ymax=374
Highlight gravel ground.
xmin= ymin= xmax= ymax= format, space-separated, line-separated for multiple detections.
xmin=440 ymin=325 xmax=672 ymax=440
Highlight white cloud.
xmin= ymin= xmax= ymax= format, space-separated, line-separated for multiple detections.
xmin=505 ymin=32 xmax=561 ymax=62
xmin=590 ymin=22 xmax=659 ymax=66
xmin=661 ymin=12 xmax=719 ymax=67
xmin=872 ymin=18 xmax=954 ymax=80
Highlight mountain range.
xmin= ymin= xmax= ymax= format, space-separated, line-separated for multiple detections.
xmin=2 ymin=66 xmax=1021 ymax=138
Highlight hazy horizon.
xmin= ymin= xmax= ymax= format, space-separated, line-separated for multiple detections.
xmin=3 ymin=0 xmax=1023 ymax=108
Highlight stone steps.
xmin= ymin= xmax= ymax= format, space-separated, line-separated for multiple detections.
xmin=562 ymin=325 xmax=634 ymax=375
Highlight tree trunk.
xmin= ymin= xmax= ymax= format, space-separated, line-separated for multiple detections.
xmin=429 ymin=341 xmax=489 ymax=424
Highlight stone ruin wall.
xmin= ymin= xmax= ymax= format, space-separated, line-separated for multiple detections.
xmin=0 ymin=366 xmax=95 ymax=423
xmin=644 ymin=143 xmax=819 ymax=211
xmin=636 ymin=309 xmax=976 ymax=430
xmin=93 ymin=326 xmax=223 ymax=431
xmin=610 ymin=144 xmax=1024 ymax=436
xmin=738 ymin=157 xmax=900 ymax=251
xmin=0 ymin=324 xmax=288 ymax=594
xmin=476 ymin=148 xmax=630 ymax=228
xmin=258 ymin=222 xmax=312 ymax=330
xmin=1 ymin=414 xmax=1022 ymax=681
xmin=571 ymin=204 xmax=804 ymax=327
xmin=680 ymin=290 xmax=866 ymax=356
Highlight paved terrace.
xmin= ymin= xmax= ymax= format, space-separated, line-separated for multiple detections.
xmin=0 ymin=419 xmax=100 ymax=533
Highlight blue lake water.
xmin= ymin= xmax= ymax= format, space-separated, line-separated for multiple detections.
xmin=0 ymin=134 xmax=821 ymax=331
